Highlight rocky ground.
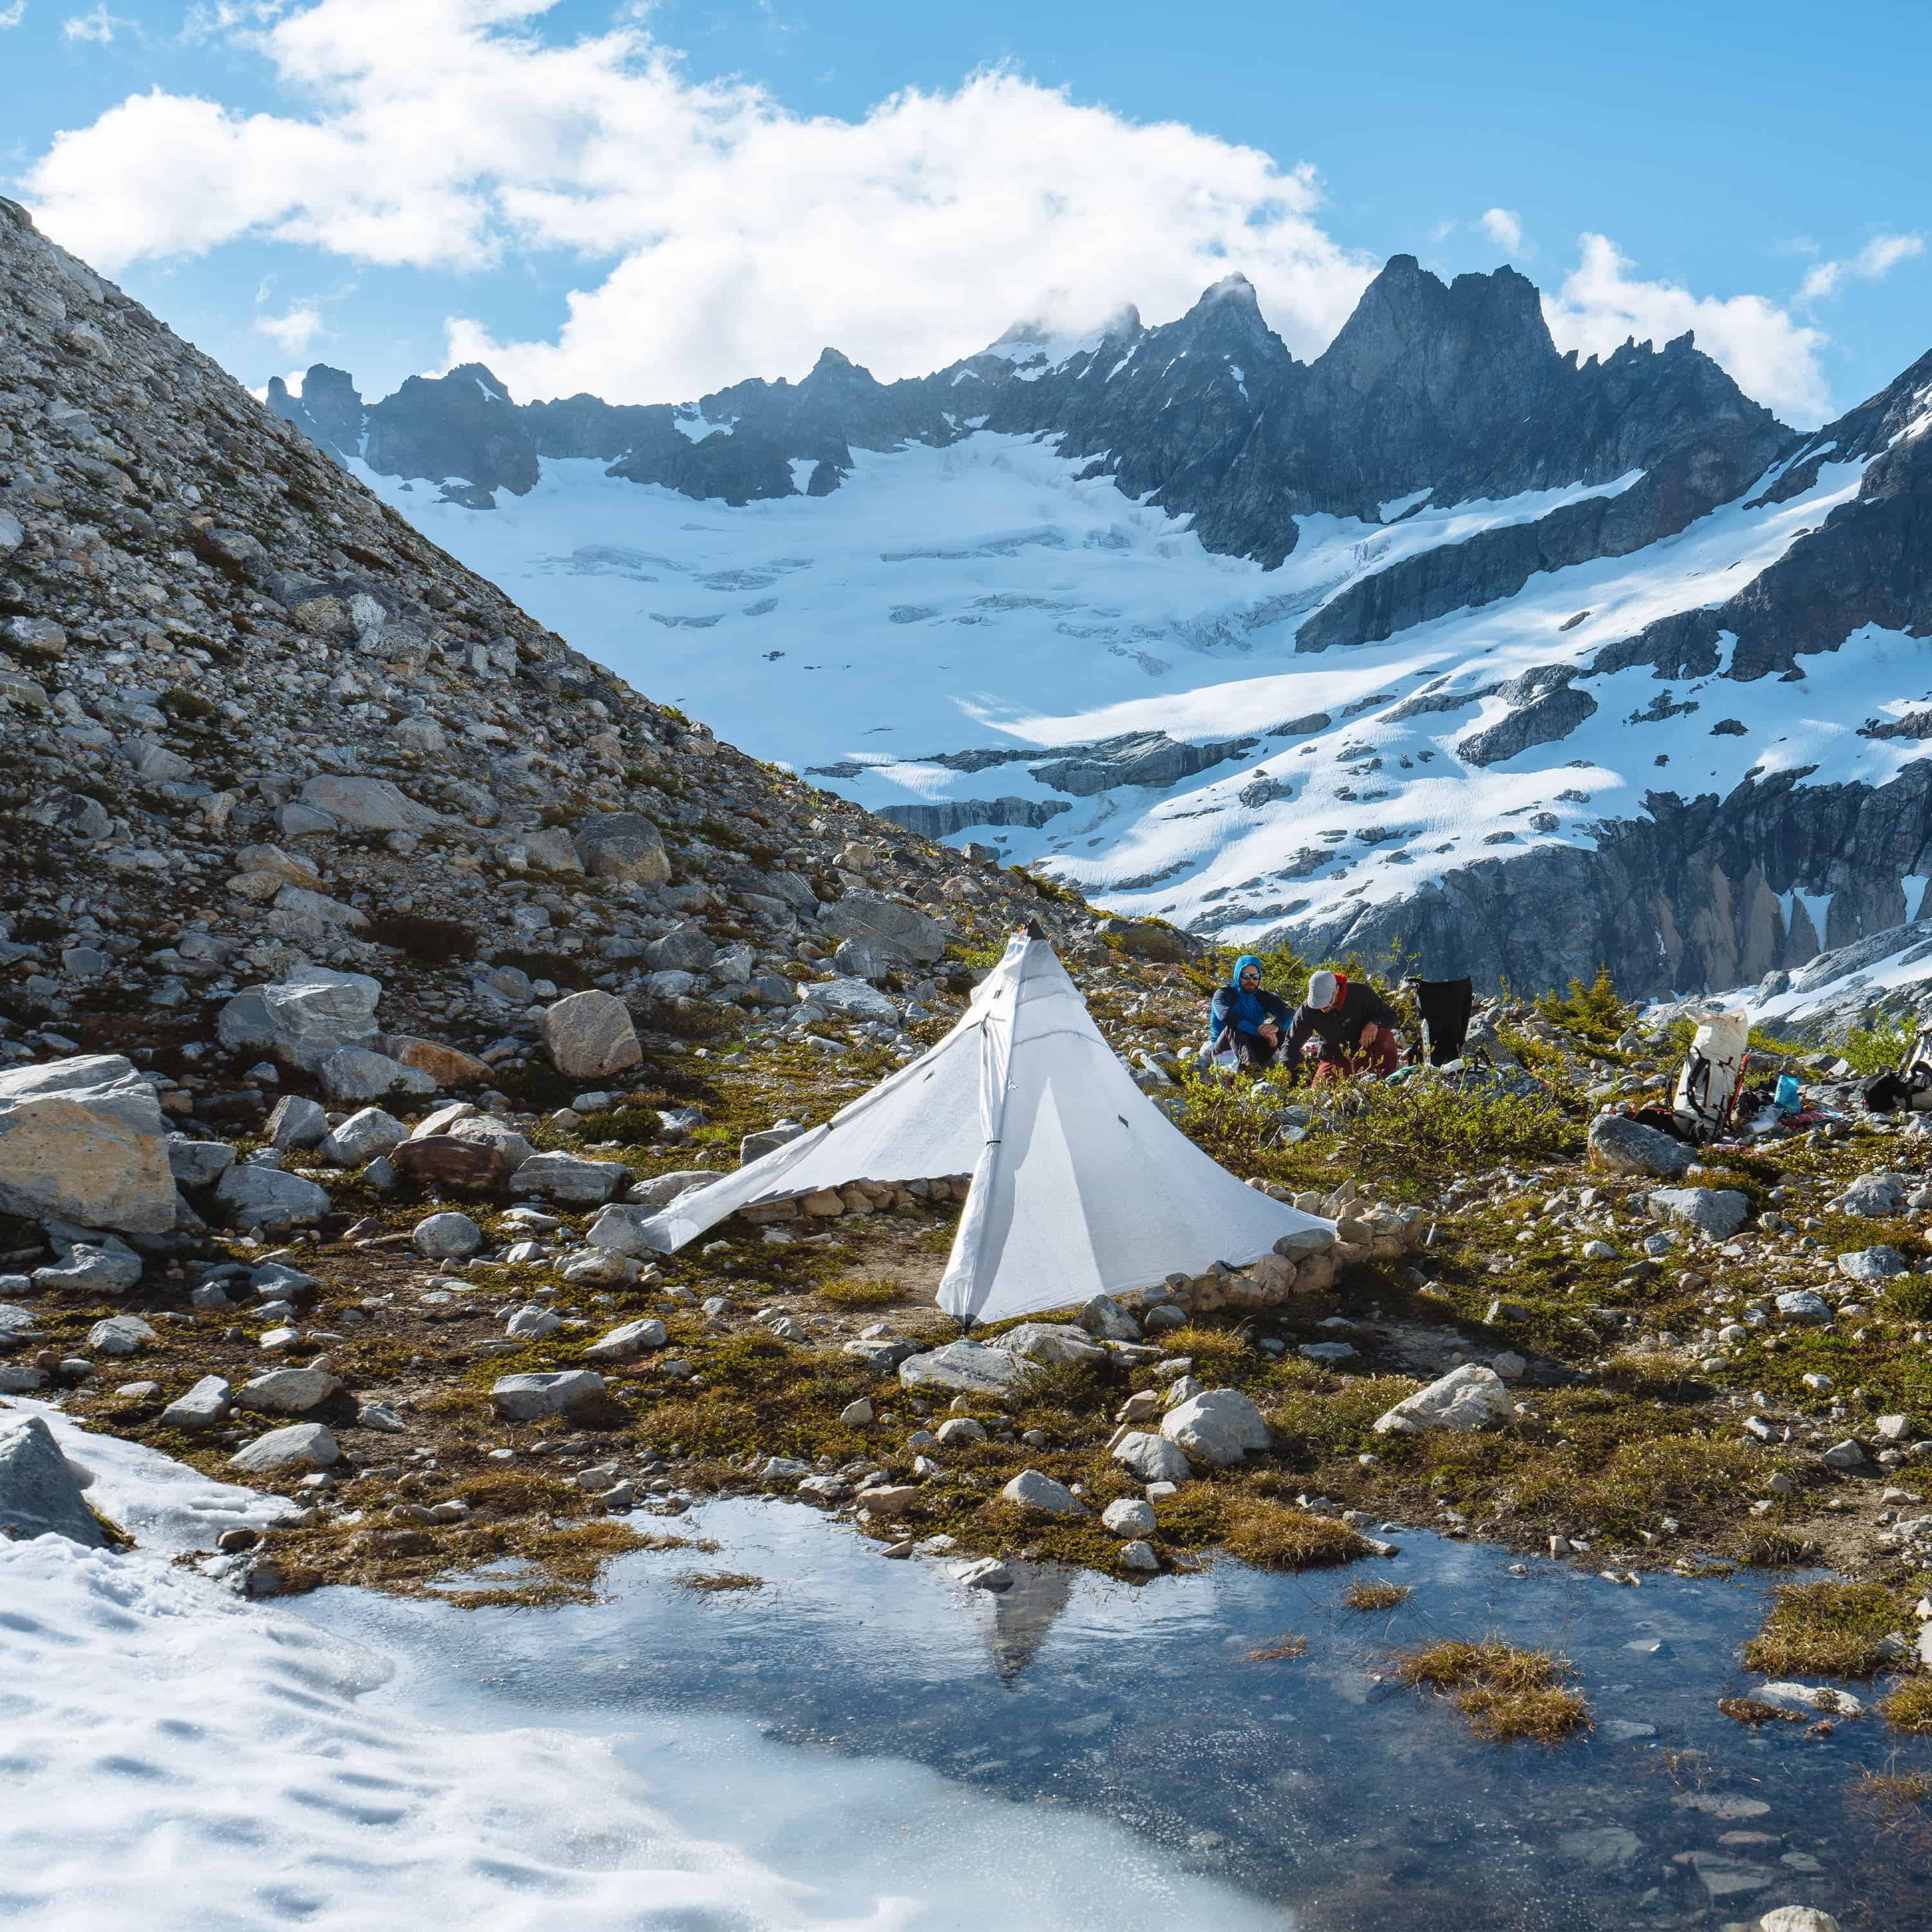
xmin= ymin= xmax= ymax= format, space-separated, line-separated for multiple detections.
xmin=3 ymin=193 xmax=1931 ymax=1739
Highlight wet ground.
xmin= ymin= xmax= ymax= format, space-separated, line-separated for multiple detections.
xmin=298 ymin=1502 xmax=1932 ymax=1930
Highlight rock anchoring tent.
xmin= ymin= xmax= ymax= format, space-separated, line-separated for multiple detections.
xmin=637 ymin=929 xmax=1332 ymax=1325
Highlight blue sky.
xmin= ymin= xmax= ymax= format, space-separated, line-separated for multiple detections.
xmin=4 ymin=0 xmax=1928 ymax=425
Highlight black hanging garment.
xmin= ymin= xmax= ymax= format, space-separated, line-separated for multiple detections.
xmin=1413 ymin=978 xmax=1475 ymax=1066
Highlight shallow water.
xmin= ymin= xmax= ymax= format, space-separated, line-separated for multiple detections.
xmin=299 ymin=1503 xmax=1932 ymax=1930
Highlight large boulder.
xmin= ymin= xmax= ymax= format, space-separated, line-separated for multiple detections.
xmin=583 ymin=1318 xmax=668 ymax=1361
xmin=214 ymin=1162 xmax=332 ymax=1227
xmin=166 ymin=1137 xmax=236 ymax=1188
xmin=160 ymin=1375 xmax=232 ymax=1430
xmin=0 ymin=1054 xmax=176 ymax=1233
xmin=1374 ymin=1363 xmax=1513 ymax=1435
xmin=997 ymin=1323 xmax=1108 ymax=1367
xmin=297 ymin=773 xmax=440 ymax=833
xmin=392 ymin=1106 xmax=533 ymax=1189
xmin=628 ymin=1170 xmax=721 ymax=1209
xmin=898 ymin=1339 xmax=1030 ymax=1397
xmin=575 ymin=811 xmax=672 ymax=884
xmin=1839 ymin=1245 xmax=1907 ymax=1282
xmin=235 ymin=1368 xmax=342 ymax=1416
xmin=228 ymin=1423 xmax=340 ymax=1475
xmin=1111 ymin=1430 xmax=1195 ymax=1481
xmin=0 ymin=1414 xmax=111 ymax=1548
xmin=584 ymin=1203 xmax=670 ymax=1256
xmin=218 ymin=967 xmax=382 ymax=1072
xmin=1001 ymin=1470 xmax=1089 ymax=1518
xmin=1586 ymin=1113 xmax=1694 ymax=1180
xmin=412 ymin=1210 xmax=483 ymax=1258
xmin=1161 ymin=1388 xmax=1270 ymax=1467
xmin=317 ymin=1106 xmax=410 ymax=1168
xmin=265 ymin=1094 xmax=330 ymax=1151
xmin=541 ymin=990 xmax=642 ymax=1079
xmin=317 ymin=1046 xmax=435 ymax=1105
xmin=490 ymin=1369 xmax=606 ymax=1420
xmin=383 ymin=1036 xmax=491 ymax=1088
xmin=817 ymin=889 xmax=947 ymax=965
xmin=1838 ymin=1171 xmax=1909 ymax=1218
xmin=509 ymin=1150 xmax=627 ymax=1206
xmin=645 ymin=924 xmax=716 ymax=973
xmin=34 ymin=1242 xmax=142 ymax=1295
xmin=1649 ymin=1186 xmax=1750 ymax=1241
xmin=798 ymin=976 xmax=900 ymax=1025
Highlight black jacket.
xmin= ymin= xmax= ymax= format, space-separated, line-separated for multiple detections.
xmin=1283 ymin=980 xmax=1397 ymax=1066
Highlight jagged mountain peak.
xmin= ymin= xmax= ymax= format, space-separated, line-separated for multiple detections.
xmin=1316 ymin=254 xmax=1555 ymax=391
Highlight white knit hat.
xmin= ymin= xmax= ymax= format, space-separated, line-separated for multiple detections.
xmin=1307 ymin=969 xmax=1338 ymax=1009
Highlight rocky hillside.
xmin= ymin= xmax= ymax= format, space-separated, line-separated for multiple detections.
xmin=267 ymin=258 xmax=1932 ymax=1005
xmin=0 ymin=193 xmax=1109 ymax=1075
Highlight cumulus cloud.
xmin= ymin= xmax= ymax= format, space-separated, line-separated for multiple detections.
xmin=20 ymin=0 xmax=1841 ymax=422
xmin=23 ymin=0 xmax=1376 ymax=401
xmin=1478 ymin=207 xmax=1522 ymax=255
xmin=1 ymin=3 xmax=28 ymax=30
xmin=1797 ymin=231 xmax=1923 ymax=305
xmin=256 ymin=300 xmax=323 ymax=354
xmin=1542 ymin=232 xmax=1830 ymax=424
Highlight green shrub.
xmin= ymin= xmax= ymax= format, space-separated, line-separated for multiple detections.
xmin=1534 ymin=964 xmax=1636 ymax=1046
xmin=1321 ymin=1072 xmax=1581 ymax=1180
xmin=1835 ymin=1018 xmax=1914 ymax=1077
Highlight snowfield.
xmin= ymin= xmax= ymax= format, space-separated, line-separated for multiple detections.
xmin=357 ymin=431 xmax=1913 ymax=947
xmin=0 ymin=1403 xmax=1284 ymax=1932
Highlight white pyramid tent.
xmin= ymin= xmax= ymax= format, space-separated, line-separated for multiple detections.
xmin=635 ymin=927 xmax=1332 ymax=1327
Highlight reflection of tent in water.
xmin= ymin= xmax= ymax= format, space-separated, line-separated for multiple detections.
xmin=981 ymin=1559 xmax=1076 ymax=1685
xmin=638 ymin=927 xmax=1331 ymax=1325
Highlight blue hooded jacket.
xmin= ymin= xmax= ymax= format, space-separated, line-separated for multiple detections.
xmin=1210 ymin=954 xmax=1293 ymax=1042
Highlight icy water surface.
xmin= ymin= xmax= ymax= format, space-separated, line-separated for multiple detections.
xmin=299 ymin=1503 xmax=1932 ymax=1930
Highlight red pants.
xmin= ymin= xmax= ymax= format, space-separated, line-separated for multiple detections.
xmin=1311 ymin=1034 xmax=1399 ymax=1085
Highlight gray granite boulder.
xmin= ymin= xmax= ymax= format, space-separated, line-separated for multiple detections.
xmin=1161 ymin=1388 xmax=1270 ymax=1466
xmin=0 ymin=1053 xmax=176 ymax=1233
xmin=490 ymin=1369 xmax=607 ymax=1420
xmin=0 ymin=1414 xmax=111 ymax=1547
xmin=897 ymin=1339 xmax=1029 ymax=1397
xmin=1373 ymin=1363 xmax=1513 ymax=1435
xmin=1587 ymin=1113 xmax=1694 ymax=1180
xmin=228 ymin=1421 xmax=340 ymax=1475
xmin=215 ymin=1162 xmax=331 ymax=1227
xmin=218 ymin=967 xmax=382 ymax=1072
xmin=541 ymin=990 xmax=642 ymax=1079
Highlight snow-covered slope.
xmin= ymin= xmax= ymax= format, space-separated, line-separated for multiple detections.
xmin=274 ymin=259 xmax=1932 ymax=999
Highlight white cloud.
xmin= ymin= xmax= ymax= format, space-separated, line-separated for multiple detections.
xmin=62 ymin=3 xmax=131 ymax=40
xmin=0 ymin=3 xmax=28 ymax=30
xmin=1798 ymin=231 xmax=1923 ymax=305
xmin=19 ymin=1 xmax=1837 ymax=425
xmin=22 ymin=0 xmax=1376 ymax=401
xmin=183 ymin=2 xmax=291 ymax=41
xmin=1478 ymin=207 xmax=1522 ymax=255
xmin=256 ymin=300 xmax=322 ymax=354
xmin=1542 ymin=232 xmax=1830 ymax=424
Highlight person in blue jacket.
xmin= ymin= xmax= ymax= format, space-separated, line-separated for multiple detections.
xmin=1209 ymin=954 xmax=1295 ymax=1070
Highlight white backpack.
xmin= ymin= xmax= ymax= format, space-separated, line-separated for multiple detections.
xmin=1672 ymin=1009 xmax=1749 ymax=1141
